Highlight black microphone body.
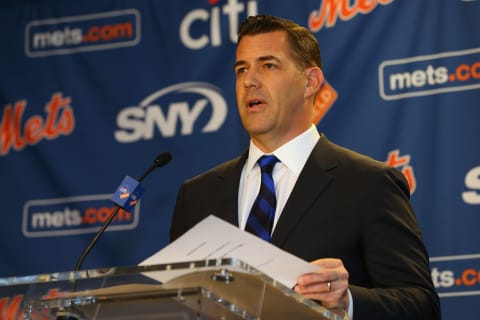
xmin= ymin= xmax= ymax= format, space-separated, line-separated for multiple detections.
xmin=74 ymin=152 xmax=172 ymax=272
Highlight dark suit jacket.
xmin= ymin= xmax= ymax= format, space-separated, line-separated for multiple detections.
xmin=170 ymin=134 xmax=441 ymax=319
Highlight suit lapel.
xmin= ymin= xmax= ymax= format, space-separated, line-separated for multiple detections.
xmin=215 ymin=151 xmax=248 ymax=227
xmin=271 ymin=136 xmax=338 ymax=246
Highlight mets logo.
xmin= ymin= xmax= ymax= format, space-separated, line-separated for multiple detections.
xmin=308 ymin=0 xmax=395 ymax=32
xmin=119 ymin=186 xmax=130 ymax=199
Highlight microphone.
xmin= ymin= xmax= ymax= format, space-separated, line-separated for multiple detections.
xmin=74 ymin=152 xmax=172 ymax=272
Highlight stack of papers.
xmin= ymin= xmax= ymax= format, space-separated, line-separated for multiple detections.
xmin=139 ymin=215 xmax=318 ymax=288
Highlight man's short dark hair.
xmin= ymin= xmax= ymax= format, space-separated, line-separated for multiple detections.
xmin=238 ymin=15 xmax=322 ymax=70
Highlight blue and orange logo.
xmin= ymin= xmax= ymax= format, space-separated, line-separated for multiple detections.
xmin=379 ymin=48 xmax=480 ymax=100
xmin=119 ymin=186 xmax=130 ymax=199
xmin=430 ymin=254 xmax=480 ymax=298
xmin=25 ymin=9 xmax=140 ymax=57
xmin=22 ymin=194 xmax=138 ymax=238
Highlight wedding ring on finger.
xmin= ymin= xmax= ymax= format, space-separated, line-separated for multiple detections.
xmin=327 ymin=281 xmax=332 ymax=292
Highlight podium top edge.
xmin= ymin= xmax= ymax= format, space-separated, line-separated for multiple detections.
xmin=0 ymin=258 xmax=254 ymax=286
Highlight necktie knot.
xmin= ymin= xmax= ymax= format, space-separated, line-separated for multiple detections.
xmin=258 ymin=155 xmax=279 ymax=174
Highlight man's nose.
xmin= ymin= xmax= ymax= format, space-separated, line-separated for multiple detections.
xmin=243 ymin=69 xmax=260 ymax=88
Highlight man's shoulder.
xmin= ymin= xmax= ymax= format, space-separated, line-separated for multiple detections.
xmin=319 ymin=135 xmax=411 ymax=197
xmin=319 ymin=134 xmax=389 ymax=171
xmin=185 ymin=154 xmax=246 ymax=184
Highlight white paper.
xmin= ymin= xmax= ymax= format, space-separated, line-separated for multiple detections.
xmin=139 ymin=215 xmax=318 ymax=288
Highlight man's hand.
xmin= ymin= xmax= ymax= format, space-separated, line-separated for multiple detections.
xmin=294 ymin=258 xmax=350 ymax=311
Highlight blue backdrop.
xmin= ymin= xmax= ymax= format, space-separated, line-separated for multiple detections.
xmin=1 ymin=1 xmax=479 ymax=318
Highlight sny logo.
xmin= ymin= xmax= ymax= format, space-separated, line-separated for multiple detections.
xmin=115 ymin=82 xmax=227 ymax=143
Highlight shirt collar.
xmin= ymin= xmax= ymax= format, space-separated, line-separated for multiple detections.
xmin=246 ymin=125 xmax=320 ymax=175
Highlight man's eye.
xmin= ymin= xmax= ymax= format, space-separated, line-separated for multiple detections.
xmin=264 ymin=63 xmax=276 ymax=69
xmin=236 ymin=68 xmax=247 ymax=75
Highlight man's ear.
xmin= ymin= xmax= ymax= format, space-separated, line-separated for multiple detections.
xmin=304 ymin=67 xmax=324 ymax=98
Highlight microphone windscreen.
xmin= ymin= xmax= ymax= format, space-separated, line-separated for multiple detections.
xmin=154 ymin=152 xmax=172 ymax=168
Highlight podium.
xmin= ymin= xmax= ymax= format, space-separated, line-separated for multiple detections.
xmin=0 ymin=258 xmax=348 ymax=319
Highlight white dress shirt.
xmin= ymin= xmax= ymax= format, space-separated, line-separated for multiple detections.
xmin=238 ymin=124 xmax=320 ymax=231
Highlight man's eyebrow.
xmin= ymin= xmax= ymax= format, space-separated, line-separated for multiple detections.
xmin=234 ymin=60 xmax=247 ymax=69
xmin=258 ymin=55 xmax=280 ymax=63
xmin=234 ymin=55 xmax=281 ymax=69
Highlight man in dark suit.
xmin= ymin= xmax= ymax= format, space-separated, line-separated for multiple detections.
xmin=170 ymin=15 xmax=440 ymax=319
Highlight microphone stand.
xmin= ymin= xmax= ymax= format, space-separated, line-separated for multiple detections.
xmin=57 ymin=152 xmax=171 ymax=320
xmin=74 ymin=152 xmax=171 ymax=272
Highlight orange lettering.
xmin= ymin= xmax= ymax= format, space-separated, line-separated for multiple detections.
xmin=0 ymin=295 xmax=23 ymax=320
xmin=386 ymin=150 xmax=409 ymax=167
xmin=81 ymin=207 xmax=133 ymax=225
xmin=0 ymin=101 xmax=25 ymax=154
xmin=472 ymin=62 xmax=480 ymax=79
xmin=313 ymin=82 xmax=337 ymax=124
xmin=117 ymin=208 xmax=132 ymax=221
xmin=385 ymin=150 xmax=416 ymax=194
xmin=24 ymin=116 xmax=43 ymax=144
xmin=0 ymin=93 xmax=75 ymax=156
xmin=456 ymin=64 xmax=470 ymax=81
xmin=462 ymin=269 xmax=477 ymax=286
xmin=96 ymin=207 xmax=111 ymax=223
xmin=44 ymin=93 xmax=74 ymax=137
xmin=309 ymin=0 xmax=394 ymax=32
xmin=401 ymin=166 xmax=416 ymax=194
xmin=82 ymin=208 xmax=97 ymax=224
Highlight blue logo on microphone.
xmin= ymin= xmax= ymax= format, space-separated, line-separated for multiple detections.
xmin=112 ymin=176 xmax=144 ymax=212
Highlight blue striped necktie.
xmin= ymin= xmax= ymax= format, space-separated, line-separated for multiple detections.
xmin=246 ymin=155 xmax=279 ymax=241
